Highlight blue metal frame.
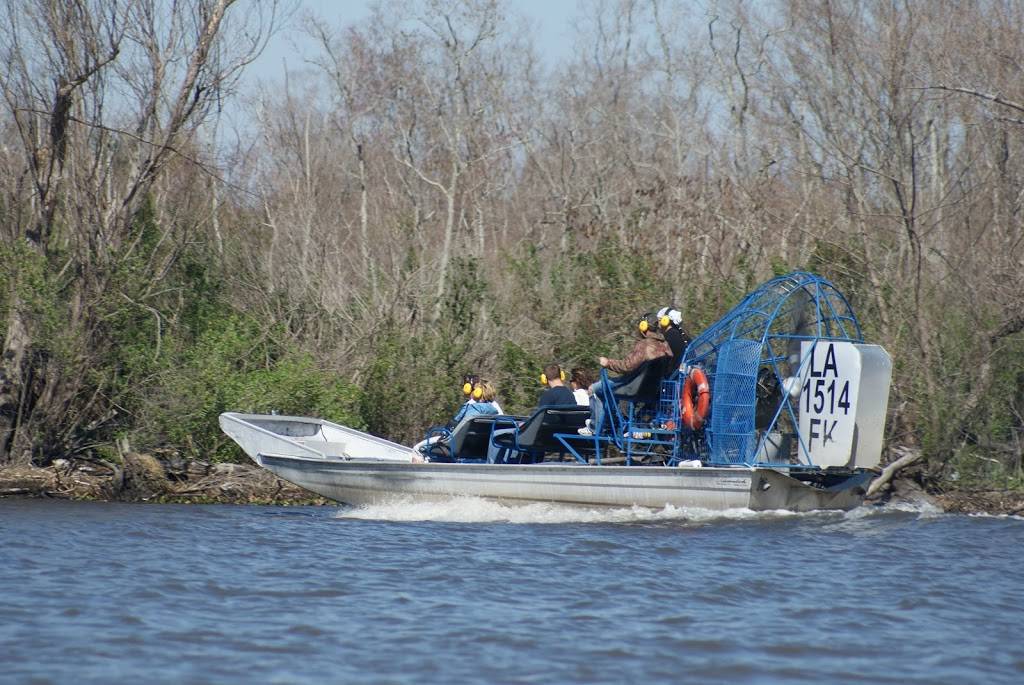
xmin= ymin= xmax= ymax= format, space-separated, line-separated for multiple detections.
xmin=555 ymin=368 xmax=685 ymax=466
xmin=417 ymin=425 xmax=460 ymax=462
xmin=680 ymin=271 xmax=864 ymax=467
xmin=487 ymin=415 xmax=538 ymax=464
xmin=553 ymin=431 xmax=608 ymax=464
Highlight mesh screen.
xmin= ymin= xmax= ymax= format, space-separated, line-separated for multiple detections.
xmin=708 ymin=339 xmax=761 ymax=464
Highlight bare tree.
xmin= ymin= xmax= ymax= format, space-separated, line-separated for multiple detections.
xmin=0 ymin=0 xmax=280 ymax=463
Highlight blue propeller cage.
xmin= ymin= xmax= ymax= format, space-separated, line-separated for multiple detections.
xmin=679 ymin=271 xmax=863 ymax=467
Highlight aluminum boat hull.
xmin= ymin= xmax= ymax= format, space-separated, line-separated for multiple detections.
xmin=219 ymin=412 xmax=872 ymax=511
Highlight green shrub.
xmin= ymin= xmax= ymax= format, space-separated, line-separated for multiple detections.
xmin=142 ymin=316 xmax=364 ymax=461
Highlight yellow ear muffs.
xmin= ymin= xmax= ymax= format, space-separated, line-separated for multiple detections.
xmin=639 ymin=319 xmax=649 ymax=334
xmin=472 ymin=385 xmax=483 ymax=400
xmin=463 ymin=382 xmax=473 ymax=396
xmin=659 ymin=315 xmax=670 ymax=329
xmin=541 ymin=369 xmax=566 ymax=385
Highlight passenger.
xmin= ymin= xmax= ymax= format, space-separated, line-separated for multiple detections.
xmin=537 ymin=363 xmax=575 ymax=407
xmin=569 ymin=367 xmax=593 ymax=406
xmin=655 ymin=306 xmax=692 ymax=366
xmin=579 ymin=313 xmax=671 ymax=436
xmin=487 ymin=364 xmax=574 ymax=463
xmin=478 ymin=379 xmax=505 ymax=415
xmin=457 ymin=373 xmax=505 ymax=414
xmin=412 ymin=377 xmax=500 ymax=462
xmin=452 ymin=378 xmax=502 ymax=422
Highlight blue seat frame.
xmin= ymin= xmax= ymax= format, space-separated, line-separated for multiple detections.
xmin=557 ymin=364 xmax=686 ymax=465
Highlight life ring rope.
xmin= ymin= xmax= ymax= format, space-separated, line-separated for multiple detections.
xmin=681 ymin=367 xmax=711 ymax=431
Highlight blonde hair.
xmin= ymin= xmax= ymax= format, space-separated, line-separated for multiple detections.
xmin=476 ymin=379 xmax=497 ymax=403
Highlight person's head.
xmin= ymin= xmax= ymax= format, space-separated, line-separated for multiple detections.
xmin=637 ymin=312 xmax=663 ymax=339
xmin=570 ymin=367 xmax=592 ymax=389
xmin=541 ymin=364 xmax=565 ymax=387
xmin=656 ymin=306 xmax=684 ymax=331
xmin=476 ymin=379 xmax=497 ymax=403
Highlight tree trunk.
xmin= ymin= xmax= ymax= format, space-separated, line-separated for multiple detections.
xmin=0 ymin=303 xmax=31 ymax=464
xmin=432 ymin=165 xmax=459 ymax=322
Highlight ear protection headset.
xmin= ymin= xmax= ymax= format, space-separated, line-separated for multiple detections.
xmin=657 ymin=306 xmax=682 ymax=329
xmin=462 ymin=374 xmax=480 ymax=397
xmin=638 ymin=313 xmax=656 ymax=334
xmin=472 ymin=385 xmax=483 ymax=400
xmin=539 ymin=368 xmax=567 ymax=385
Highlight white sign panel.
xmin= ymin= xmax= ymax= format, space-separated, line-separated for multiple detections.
xmin=797 ymin=341 xmax=861 ymax=467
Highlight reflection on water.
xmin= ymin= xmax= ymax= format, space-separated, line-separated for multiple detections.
xmin=1 ymin=498 xmax=1022 ymax=684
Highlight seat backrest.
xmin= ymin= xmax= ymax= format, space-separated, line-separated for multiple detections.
xmin=450 ymin=415 xmax=503 ymax=459
xmin=516 ymin=406 xmax=591 ymax=450
xmin=614 ymin=358 xmax=673 ymax=401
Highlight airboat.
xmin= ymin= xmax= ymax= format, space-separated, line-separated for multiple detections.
xmin=220 ymin=272 xmax=892 ymax=512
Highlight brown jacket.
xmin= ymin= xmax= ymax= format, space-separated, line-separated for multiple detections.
xmin=605 ymin=336 xmax=671 ymax=374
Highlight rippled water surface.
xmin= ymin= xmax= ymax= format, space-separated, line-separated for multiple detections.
xmin=2 ymin=498 xmax=1023 ymax=684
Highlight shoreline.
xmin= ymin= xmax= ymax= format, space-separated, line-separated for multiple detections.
xmin=1 ymin=454 xmax=1022 ymax=515
xmin=0 ymin=453 xmax=329 ymax=506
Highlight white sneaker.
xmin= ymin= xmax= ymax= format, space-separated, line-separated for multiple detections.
xmin=578 ymin=420 xmax=594 ymax=436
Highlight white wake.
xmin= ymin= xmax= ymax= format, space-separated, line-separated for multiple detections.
xmin=333 ymin=496 xmax=817 ymax=524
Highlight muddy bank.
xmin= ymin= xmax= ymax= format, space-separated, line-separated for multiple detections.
xmin=0 ymin=452 xmax=328 ymax=505
xmin=865 ymin=457 xmax=1024 ymax=516
xmin=932 ymin=488 xmax=1024 ymax=516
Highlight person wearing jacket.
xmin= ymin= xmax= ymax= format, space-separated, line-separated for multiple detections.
xmin=655 ymin=306 xmax=692 ymax=367
xmin=412 ymin=378 xmax=502 ymax=461
xmin=580 ymin=313 xmax=672 ymax=435
xmin=487 ymin=364 xmax=574 ymax=463
xmin=450 ymin=379 xmax=502 ymax=426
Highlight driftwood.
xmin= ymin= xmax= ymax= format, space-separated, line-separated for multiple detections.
xmin=0 ymin=453 xmax=326 ymax=505
xmin=866 ymin=446 xmax=924 ymax=498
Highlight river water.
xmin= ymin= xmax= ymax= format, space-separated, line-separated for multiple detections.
xmin=1 ymin=498 xmax=1022 ymax=684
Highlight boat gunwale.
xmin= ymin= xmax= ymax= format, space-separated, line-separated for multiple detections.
xmin=257 ymin=448 xmax=761 ymax=476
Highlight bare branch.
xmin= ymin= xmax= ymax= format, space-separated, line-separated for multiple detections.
xmin=917 ymin=84 xmax=1024 ymax=115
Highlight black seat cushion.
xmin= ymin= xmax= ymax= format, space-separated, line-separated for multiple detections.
xmin=493 ymin=406 xmax=591 ymax=454
xmin=614 ymin=358 xmax=673 ymax=401
xmin=450 ymin=415 xmax=527 ymax=459
xmin=449 ymin=415 xmax=503 ymax=459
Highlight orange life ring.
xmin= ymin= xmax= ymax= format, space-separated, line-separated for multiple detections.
xmin=681 ymin=367 xmax=711 ymax=430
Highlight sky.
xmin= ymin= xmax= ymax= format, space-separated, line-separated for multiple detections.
xmin=247 ymin=0 xmax=579 ymax=85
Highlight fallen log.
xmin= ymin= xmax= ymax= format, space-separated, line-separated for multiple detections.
xmin=866 ymin=447 xmax=923 ymax=499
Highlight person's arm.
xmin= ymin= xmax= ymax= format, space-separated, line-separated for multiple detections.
xmin=607 ymin=338 xmax=672 ymax=373
xmin=604 ymin=339 xmax=651 ymax=374
xmin=465 ymin=402 xmax=497 ymax=419
xmin=450 ymin=401 xmax=472 ymax=426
